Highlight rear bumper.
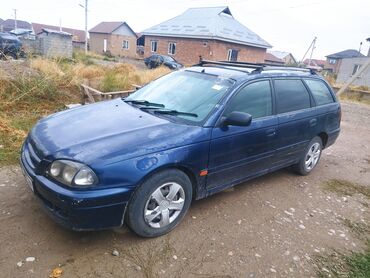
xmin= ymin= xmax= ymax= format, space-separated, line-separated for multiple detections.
xmin=20 ymin=151 xmax=133 ymax=231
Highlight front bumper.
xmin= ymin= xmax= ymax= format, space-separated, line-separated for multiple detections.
xmin=20 ymin=149 xmax=133 ymax=231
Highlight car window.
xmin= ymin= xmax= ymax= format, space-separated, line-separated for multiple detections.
xmin=274 ymin=79 xmax=311 ymax=114
xmin=304 ymin=79 xmax=334 ymax=106
xmin=224 ymin=80 xmax=272 ymax=119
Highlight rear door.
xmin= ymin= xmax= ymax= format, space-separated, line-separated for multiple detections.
xmin=273 ymin=78 xmax=316 ymax=165
xmin=303 ymin=78 xmax=340 ymax=137
xmin=207 ymin=80 xmax=278 ymax=189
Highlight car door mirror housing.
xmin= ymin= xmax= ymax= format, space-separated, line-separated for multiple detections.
xmin=222 ymin=112 xmax=252 ymax=127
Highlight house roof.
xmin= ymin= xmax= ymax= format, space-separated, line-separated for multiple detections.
xmin=1 ymin=19 xmax=32 ymax=31
xmin=265 ymin=52 xmax=284 ymax=64
xmin=303 ymin=59 xmax=326 ymax=67
xmin=142 ymin=6 xmax=271 ymax=49
xmin=89 ymin=21 xmax=137 ymax=37
xmin=326 ymin=49 xmax=364 ymax=59
xmin=0 ymin=18 xmax=3 ymax=24
xmin=41 ymin=28 xmax=72 ymax=36
xmin=266 ymin=50 xmax=289 ymax=59
xmin=32 ymin=23 xmax=85 ymax=43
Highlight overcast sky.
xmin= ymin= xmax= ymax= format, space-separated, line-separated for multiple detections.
xmin=1 ymin=0 xmax=369 ymax=60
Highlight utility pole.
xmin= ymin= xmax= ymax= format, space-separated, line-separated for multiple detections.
xmin=301 ymin=37 xmax=317 ymax=66
xmin=79 ymin=1 xmax=88 ymax=54
xmin=358 ymin=42 xmax=363 ymax=56
xmin=14 ymin=9 xmax=17 ymax=31
xmin=84 ymin=0 xmax=88 ymax=54
xmin=308 ymin=37 xmax=317 ymax=67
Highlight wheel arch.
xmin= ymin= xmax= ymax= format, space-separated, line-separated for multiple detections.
xmin=317 ymin=132 xmax=328 ymax=148
xmin=137 ymin=164 xmax=199 ymax=200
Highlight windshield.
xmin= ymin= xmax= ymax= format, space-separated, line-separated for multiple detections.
xmin=126 ymin=70 xmax=234 ymax=122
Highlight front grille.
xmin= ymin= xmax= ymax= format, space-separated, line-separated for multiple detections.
xmin=22 ymin=137 xmax=45 ymax=173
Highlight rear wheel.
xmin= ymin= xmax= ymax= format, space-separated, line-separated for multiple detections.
xmin=293 ymin=136 xmax=322 ymax=175
xmin=125 ymin=169 xmax=192 ymax=237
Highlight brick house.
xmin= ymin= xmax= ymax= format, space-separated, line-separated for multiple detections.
xmin=89 ymin=22 xmax=137 ymax=57
xmin=325 ymin=49 xmax=364 ymax=74
xmin=141 ymin=7 xmax=271 ymax=65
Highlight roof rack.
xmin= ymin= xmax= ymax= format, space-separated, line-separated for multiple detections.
xmin=195 ymin=58 xmax=317 ymax=75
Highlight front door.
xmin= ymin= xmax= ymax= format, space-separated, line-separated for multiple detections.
xmin=207 ymin=80 xmax=278 ymax=189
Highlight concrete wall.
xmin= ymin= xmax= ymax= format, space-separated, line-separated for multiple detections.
xmin=336 ymin=57 xmax=370 ymax=87
xmin=144 ymin=35 xmax=266 ymax=65
xmin=89 ymin=32 xmax=137 ymax=58
xmin=38 ymin=32 xmax=72 ymax=58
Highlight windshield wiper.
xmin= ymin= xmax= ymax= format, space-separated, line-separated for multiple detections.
xmin=153 ymin=109 xmax=198 ymax=118
xmin=124 ymin=99 xmax=165 ymax=108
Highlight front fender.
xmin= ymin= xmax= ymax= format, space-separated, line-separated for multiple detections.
xmin=92 ymin=141 xmax=210 ymax=199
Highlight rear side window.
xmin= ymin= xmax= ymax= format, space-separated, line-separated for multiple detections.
xmin=224 ymin=80 xmax=272 ymax=118
xmin=304 ymin=79 xmax=334 ymax=106
xmin=274 ymin=79 xmax=311 ymax=113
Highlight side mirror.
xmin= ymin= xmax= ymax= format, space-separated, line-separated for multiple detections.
xmin=222 ymin=111 xmax=252 ymax=127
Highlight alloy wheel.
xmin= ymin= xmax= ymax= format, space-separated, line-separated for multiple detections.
xmin=305 ymin=142 xmax=321 ymax=171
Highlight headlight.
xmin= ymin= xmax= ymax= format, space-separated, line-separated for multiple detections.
xmin=48 ymin=160 xmax=98 ymax=187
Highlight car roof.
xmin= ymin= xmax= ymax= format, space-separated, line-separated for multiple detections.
xmin=186 ymin=63 xmax=321 ymax=82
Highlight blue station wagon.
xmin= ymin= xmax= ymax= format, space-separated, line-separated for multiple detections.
xmin=20 ymin=60 xmax=341 ymax=237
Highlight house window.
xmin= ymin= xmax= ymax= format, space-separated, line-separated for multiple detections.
xmin=352 ymin=64 xmax=361 ymax=75
xmin=168 ymin=42 xmax=176 ymax=55
xmin=151 ymin=41 xmax=158 ymax=53
xmin=329 ymin=59 xmax=336 ymax=64
xmin=227 ymin=49 xmax=238 ymax=62
xmin=122 ymin=40 xmax=129 ymax=49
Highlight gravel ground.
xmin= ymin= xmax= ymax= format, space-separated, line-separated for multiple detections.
xmin=0 ymin=101 xmax=369 ymax=278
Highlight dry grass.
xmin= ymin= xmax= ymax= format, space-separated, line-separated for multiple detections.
xmin=322 ymin=179 xmax=370 ymax=199
xmin=0 ymin=55 xmax=171 ymax=165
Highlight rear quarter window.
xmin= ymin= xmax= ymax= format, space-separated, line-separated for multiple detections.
xmin=304 ymin=79 xmax=335 ymax=106
xmin=274 ymin=79 xmax=311 ymax=114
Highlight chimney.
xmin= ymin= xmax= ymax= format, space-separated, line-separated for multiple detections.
xmin=367 ymin=37 xmax=370 ymax=57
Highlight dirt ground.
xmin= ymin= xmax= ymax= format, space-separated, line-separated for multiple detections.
xmin=0 ymin=101 xmax=369 ymax=278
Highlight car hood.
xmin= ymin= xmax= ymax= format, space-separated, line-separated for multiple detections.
xmin=30 ymin=99 xmax=209 ymax=165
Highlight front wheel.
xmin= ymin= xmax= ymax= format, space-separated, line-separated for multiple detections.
xmin=293 ymin=136 xmax=322 ymax=175
xmin=125 ymin=169 xmax=192 ymax=237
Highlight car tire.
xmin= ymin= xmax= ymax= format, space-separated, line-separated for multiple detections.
xmin=293 ymin=136 xmax=323 ymax=175
xmin=125 ymin=169 xmax=192 ymax=237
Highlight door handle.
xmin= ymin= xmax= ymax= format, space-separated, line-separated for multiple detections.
xmin=266 ymin=128 xmax=276 ymax=137
xmin=309 ymin=118 xmax=317 ymax=127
